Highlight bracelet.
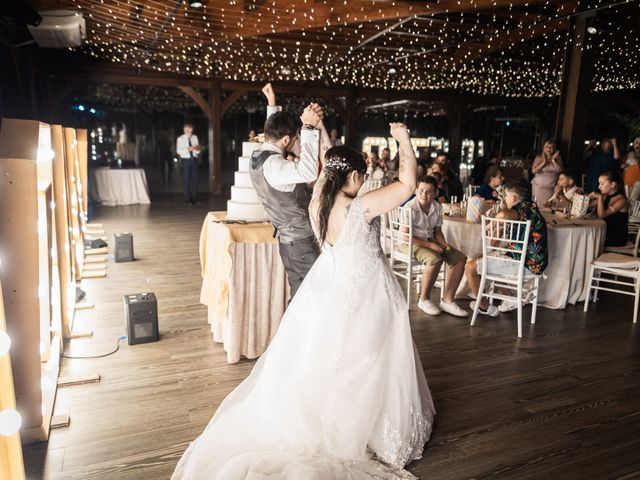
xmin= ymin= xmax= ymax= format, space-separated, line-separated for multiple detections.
xmin=302 ymin=124 xmax=315 ymax=130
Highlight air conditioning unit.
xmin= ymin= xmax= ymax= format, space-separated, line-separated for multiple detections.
xmin=27 ymin=10 xmax=86 ymax=48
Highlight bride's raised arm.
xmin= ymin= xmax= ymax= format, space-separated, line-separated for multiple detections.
xmin=361 ymin=123 xmax=417 ymax=222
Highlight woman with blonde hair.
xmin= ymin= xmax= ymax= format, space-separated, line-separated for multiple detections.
xmin=531 ymin=140 xmax=563 ymax=205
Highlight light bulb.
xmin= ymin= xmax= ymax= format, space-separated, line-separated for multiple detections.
xmin=0 ymin=331 xmax=10 ymax=355
xmin=37 ymin=148 xmax=54 ymax=163
xmin=0 ymin=409 xmax=22 ymax=436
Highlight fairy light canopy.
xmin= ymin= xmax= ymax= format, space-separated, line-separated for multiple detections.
xmin=30 ymin=0 xmax=640 ymax=97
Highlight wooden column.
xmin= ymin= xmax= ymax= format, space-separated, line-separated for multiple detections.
xmin=554 ymin=12 xmax=596 ymax=169
xmin=209 ymin=80 xmax=222 ymax=195
xmin=344 ymin=87 xmax=357 ymax=148
xmin=445 ymin=99 xmax=465 ymax=169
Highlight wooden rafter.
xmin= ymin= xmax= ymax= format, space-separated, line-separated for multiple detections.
xmin=177 ymin=86 xmax=211 ymax=119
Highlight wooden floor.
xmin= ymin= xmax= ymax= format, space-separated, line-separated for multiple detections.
xmin=24 ymin=195 xmax=640 ymax=480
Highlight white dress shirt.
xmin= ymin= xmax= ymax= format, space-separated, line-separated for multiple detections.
xmin=177 ymin=134 xmax=199 ymax=159
xmin=405 ymin=197 xmax=442 ymax=240
xmin=261 ymin=105 xmax=320 ymax=192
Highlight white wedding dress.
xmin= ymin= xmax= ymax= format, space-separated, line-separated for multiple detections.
xmin=172 ymin=197 xmax=435 ymax=479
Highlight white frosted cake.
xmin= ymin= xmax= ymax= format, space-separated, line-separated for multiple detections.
xmin=227 ymin=141 xmax=267 ymax=221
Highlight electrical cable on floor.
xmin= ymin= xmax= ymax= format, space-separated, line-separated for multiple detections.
xmin=62 ymin=335 xmax=128 ymax=359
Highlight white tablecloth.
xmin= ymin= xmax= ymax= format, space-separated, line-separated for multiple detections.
xmin=90 ymin=168 xmax=151 ymax=206
xmin=442 ymin=213 xmax=606 ymax=309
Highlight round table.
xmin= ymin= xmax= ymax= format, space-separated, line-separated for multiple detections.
xmin=442 ymin=213 xmax=606 ymax=309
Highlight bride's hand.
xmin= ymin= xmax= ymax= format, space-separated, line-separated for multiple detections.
xmin=390 ymin=122 xmax=410 ymax=143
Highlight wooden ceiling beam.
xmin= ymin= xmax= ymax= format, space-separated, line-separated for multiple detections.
xmin=178 ymin=86 xmax=211 ymax=119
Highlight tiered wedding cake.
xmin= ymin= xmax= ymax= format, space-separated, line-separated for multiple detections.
xmin=227 ymin=141 xmax=267 ymax=221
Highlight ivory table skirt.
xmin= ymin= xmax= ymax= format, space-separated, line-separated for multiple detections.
xmin=442 ymin=213 xmax=606 ymax=309
xmin=90 ymin=167 xmax=151 ymax=206
xmin=199 ymin=212 xmax=289 ymax=363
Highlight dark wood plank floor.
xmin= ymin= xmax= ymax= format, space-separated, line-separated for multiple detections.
xmin=23 ymin=195 xmax=640 ymax=480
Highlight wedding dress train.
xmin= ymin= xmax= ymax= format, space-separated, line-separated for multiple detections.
xmin=172 ymin=197 xmax=435 ymax=479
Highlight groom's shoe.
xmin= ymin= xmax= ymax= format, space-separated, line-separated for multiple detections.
xmin=418 ymin=299 xmax=441 ymax=316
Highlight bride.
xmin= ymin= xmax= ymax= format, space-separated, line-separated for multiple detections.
xmin=172 ymin=118 xmax=435 ymax=480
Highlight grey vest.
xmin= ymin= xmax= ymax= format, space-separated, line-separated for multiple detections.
xmin=249 ymin=150 xmax=315 ymax=243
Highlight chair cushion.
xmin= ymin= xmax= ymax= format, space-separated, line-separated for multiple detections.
xmin=594 ymin=252 xmax=640 ymax=267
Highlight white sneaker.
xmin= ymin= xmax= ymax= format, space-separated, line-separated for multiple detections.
xmin=418 ymin=299 xmax=441 ymax=316
xmin=439 ymin=300 xmax=468 ymax=317
xmin=470 ymin=301 xmax=499 ymax=317
xmin=498 ymin=300 xmax=519 ymax=313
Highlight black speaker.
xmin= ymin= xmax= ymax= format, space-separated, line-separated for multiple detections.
xmin=114 ymin=233 xmax=134 ymax=262
xmin=123 ymin=293 xmax=159 ymax=345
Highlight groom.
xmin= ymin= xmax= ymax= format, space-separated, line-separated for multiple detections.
xmin=249 ymin=83 xmax=323 ymax=298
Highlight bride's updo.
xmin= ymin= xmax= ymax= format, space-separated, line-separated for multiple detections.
xmin=317 ymin=146 xmax=367 ymax=243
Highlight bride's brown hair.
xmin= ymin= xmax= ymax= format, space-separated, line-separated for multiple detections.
xmin=317 ymin=146 xmax=367 ymax=244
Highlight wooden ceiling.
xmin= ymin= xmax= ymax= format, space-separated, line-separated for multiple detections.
xmin=29 ymin=0 xmax=640 ymax=97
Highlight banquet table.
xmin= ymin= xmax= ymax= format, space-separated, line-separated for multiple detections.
xmin=199 ymin=212 xmax=289 ymax=363
xmin=442 ymin=212 xmax=606 ymax=309
xmin=90 ymin=167 xmax=151 ymax=206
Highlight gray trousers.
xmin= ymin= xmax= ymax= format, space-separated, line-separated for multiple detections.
xmin=278 ymin=236 xmax=321 ymax=299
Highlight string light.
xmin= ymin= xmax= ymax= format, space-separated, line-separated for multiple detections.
xmin=0 ymin=409 xmax=22 ymax=436
xmin=58 ymin=0 xmax=638 ymax=97
xmin=0 ymin=331 xmax=10 ymax=356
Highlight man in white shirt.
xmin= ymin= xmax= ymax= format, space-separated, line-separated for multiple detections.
xmin=249 ymin=83 xmax=324 ymax=298
xmin=403 ymin=175 xmax=468 ymax=317
xmin=176 ymin=123 xmax=200 ymax=205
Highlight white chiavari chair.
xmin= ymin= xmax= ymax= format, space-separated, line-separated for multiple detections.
xmin=471 ymin=216 xmax=541 ymax=338
xmin=584 ymin=252 xmax=640 ymax=324
xmin=388 ymin=207 xmax=423 ymax=307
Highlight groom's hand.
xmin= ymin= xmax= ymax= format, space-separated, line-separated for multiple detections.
xmin=262 ymin=83 xmax=276 ymax=107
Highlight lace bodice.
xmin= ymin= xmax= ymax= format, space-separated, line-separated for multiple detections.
xmin=325 ymin=196 xmax=384 ymax=268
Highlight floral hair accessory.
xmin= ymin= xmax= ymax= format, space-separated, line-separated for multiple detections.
xmin=324 ymin=156 xmax=352 ymax=172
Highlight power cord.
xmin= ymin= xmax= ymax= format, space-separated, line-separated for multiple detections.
xmin=62 ymin=335 xmax=128 ymax=359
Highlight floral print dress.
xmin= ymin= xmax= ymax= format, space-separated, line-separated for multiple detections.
xmin=506 ymin=201 xmax=548 ymax=275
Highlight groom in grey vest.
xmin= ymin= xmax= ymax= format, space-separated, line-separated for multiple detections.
xmin=249 ymin=85 xmax=323 ymax=298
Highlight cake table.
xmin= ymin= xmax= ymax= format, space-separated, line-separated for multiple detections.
xmin=199 ymin=211 xmax=289 ymax=363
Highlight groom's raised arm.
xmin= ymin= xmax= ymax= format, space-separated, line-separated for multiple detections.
xmin=263 ymin=83 xmax=281 ymax=119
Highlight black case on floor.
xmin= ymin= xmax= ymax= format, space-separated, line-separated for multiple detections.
xmin=123 ymin=293 xmax=159 ymax=345
xmin=114 ymin=232 xmax=134 ymax=262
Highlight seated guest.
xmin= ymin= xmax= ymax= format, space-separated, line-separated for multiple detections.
xmin=403 ymin=176 xmax=468 ymax=317
xmin=436 ymin=152 xmax=464 ymax=199
xmin=623 ymin=136 xmax=640 ymax=167
xmin=589 ymin=171 xmax=629 ymax=247
xmin=475 ymin=166 xmax=505 ymax=201
xmin=366 ymin=152 xmax=385 ymax=182
xmin=430 ymin=172 xmax=448 ymax=203
xmin=623 ymin=158 xmax=640 ymax=200
xmin=545 ymin=170 xmax=583 ymax=209
xmin=383 ymin=153 xmax=400 ymax=185
xmin=465 ymin=183 xmax=548 ymax=316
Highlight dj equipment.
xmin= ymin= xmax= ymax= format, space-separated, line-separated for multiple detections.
xmin=123 ymin=293 xmax=159 ymax=345
xmin=114 ymin=232 xmax=134 ymax=262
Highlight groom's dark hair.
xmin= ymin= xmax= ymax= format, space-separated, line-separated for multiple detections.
xmin=264 ymin=111 xmax=300 ymax=142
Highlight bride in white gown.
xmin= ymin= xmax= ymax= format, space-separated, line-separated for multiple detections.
xmin=172 ymin=121 xmax=435 ymax=479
